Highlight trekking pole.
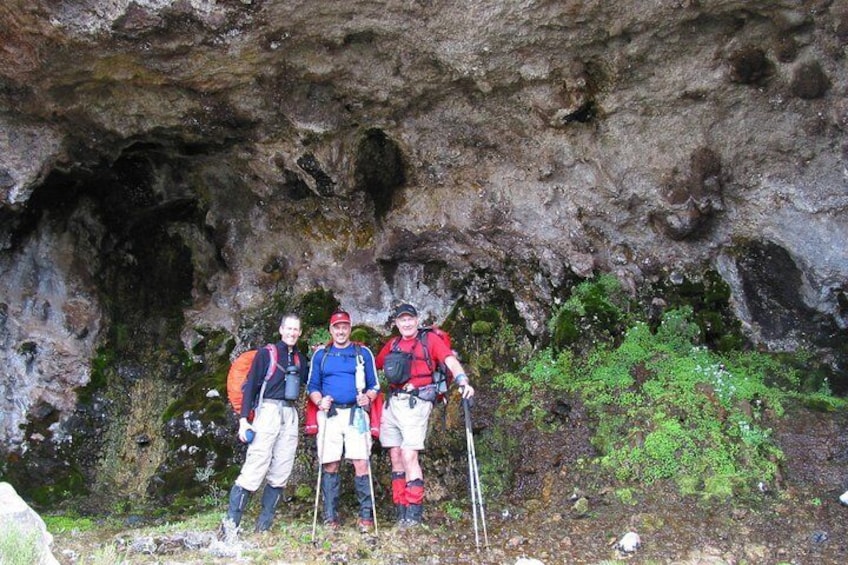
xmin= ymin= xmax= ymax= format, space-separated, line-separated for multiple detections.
xmin=462 ymin=397 xmax=489 ymax=551
xmin=469 ymin=417 xmax=489 ymax=549
xmin=311 ymin=411 xmax=327 ymax=543
xmin=465 ymin=406 xmax=480 ymax=551
xmin=355 ymin=354 xmax=378 ymax=535
xmin=361 ymin=406 xmax=379 ymax=536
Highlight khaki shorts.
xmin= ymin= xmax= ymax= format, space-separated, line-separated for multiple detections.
xmin=317 ymin=407 xmax=372 ymax=463
xmin=379 ymin=394 xmax=433 ymax=451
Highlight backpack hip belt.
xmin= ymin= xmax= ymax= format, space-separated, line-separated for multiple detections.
xmin=387 ymin=384 xmax=437 ymax=408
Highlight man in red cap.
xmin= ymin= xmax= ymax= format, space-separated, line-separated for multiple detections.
xmin=376 ymin=303 xmax=475 ymax=527
xmin=307 ymin=310 xmax=380 ymax=531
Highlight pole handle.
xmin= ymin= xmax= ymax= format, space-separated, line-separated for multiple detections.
xmin=462 ymin=397 xmax=474 ymax=429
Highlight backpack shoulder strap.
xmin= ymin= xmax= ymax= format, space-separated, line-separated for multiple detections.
xmin=263 ymin=344 xmax=278 ymax=381
xmin=417 ymin=329 xmax=433 ymax=371
xmin=319 ymin=344 xmax=334 ymax=375
xmin=254 ymin=344 xmax=279 ymax=410
xmin=319 ymin=342 xmax=366 ymax=377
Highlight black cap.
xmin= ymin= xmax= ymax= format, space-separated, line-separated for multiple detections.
xmin=393 ymin=303 xmax=418 ymax=318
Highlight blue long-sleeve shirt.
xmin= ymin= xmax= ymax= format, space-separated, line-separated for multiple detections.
xmin=307 ymin=343 xmax=379 ymax=405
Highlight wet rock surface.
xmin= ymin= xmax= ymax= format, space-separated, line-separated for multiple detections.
xmin=1 ymin=0 xmax=845 ymax=347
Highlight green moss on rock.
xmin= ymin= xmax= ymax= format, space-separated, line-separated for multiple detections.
xmin=471 ymin=320 xmax=494 ymax=336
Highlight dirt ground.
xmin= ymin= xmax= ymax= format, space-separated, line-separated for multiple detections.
xmin=52 ymin=402 xmax=848 ymax=564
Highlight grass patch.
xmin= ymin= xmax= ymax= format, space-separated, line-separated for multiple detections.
xmin=0 ymin=525 xmax=41 ymax=565
xmin=43 ymin=513 xmax=99 ymax=534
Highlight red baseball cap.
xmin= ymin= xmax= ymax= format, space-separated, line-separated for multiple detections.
xmin=329 ymin=311 xmax=351 ymax=326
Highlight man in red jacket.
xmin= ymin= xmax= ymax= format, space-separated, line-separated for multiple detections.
xmin=375 ymin=303 xmax=474 ymax=527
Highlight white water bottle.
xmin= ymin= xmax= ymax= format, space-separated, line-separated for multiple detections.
xmin=353 ymin=353 xmax=369 ymax=433
xmin=355 ymin=354 xmax=366 ymax=392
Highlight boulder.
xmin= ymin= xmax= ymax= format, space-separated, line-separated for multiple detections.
xmin=0 ymin=482 xmax=59 ymax=565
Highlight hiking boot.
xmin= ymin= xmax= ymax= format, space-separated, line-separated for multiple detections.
xmin=217 ymin=517 xmax=239 ymax=543
xmin=394 ymin=504 xmax=407 ymax=525
xmin=358 ymin=518 xmax=374 ymax=533
xmin=324 ymin=518 xmax=340 ymax=530
xmin=403 ymin=503 xmax=423 ymax=528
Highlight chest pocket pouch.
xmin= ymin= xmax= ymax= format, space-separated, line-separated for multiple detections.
xmin=383 ymin=349 xmax=413 ymax=385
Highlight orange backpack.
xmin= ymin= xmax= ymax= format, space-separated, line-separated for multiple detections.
xmin=226 ymin=345 xmax=278 ymax=418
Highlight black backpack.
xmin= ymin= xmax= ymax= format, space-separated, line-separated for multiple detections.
xmin=383 ymin=327 xmax=455 ymax=399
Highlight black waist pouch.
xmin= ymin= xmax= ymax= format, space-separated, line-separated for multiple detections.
xmin=383 ymin=350 xmax=413 ymax=385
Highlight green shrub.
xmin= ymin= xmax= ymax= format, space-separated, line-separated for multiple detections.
xmin=549 ymin=274 xmax=634 ymax=352
xmin=492 ymin=348 xmax=573 ymax=427
xmin=615 ymin=487 xmax=637 ymax=505
xmin=569 ymin=309 xmax=792 ymax=497
xmin=308 ymin=328 xmax=331 ymax=349
xmin=494 ymin=305 xmax=842 ymax=499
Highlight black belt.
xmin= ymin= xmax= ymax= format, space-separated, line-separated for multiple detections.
xmin=333 ymin=402 xmax=357 ymax=409
xmin=327 ymin=402 xmax=357 ymax=420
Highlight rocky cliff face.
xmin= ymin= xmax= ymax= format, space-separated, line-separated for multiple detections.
xmin=0 ymin=0 xmax=846 ymax=504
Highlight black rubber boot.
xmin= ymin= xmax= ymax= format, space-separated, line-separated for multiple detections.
xmin=321 ymin=472 xmax=341 ymax=525
xmin=255 ymin=484 xmax=283 ymax=532
xmin=226 ymin=484 xmax=251 ymax=527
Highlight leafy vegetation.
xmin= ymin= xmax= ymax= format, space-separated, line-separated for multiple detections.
xmin=493 ymin=348 xmax=574 ymax=429
xmin=549 ymin=273 xmax=634 ymax=353
xmin=494 ymin=275 xmax=847 ymax=499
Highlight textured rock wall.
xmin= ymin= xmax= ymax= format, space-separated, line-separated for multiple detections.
xmin=0 ymin=0 xmax=846 ymax=497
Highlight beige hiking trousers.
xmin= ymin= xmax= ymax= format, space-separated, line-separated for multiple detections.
xmin=235 ymin=400 xmax=299 ymax=492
